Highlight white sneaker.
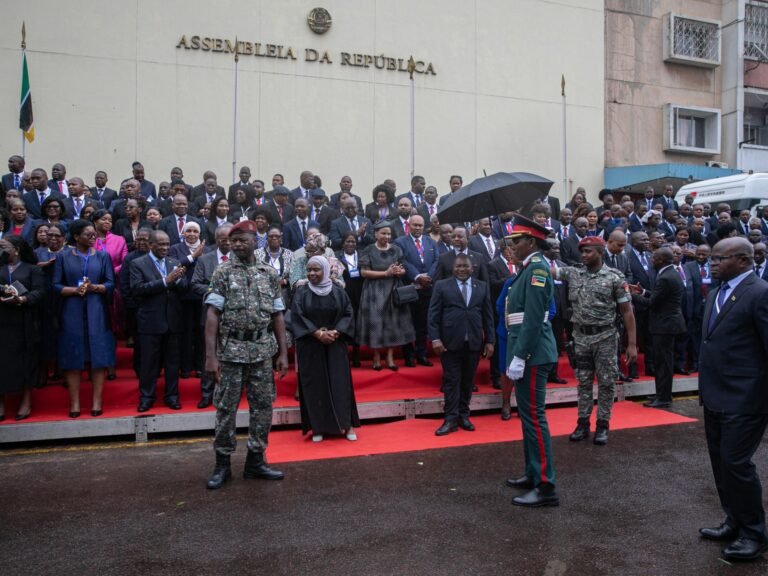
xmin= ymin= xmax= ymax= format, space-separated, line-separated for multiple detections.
xmin=346 ymin=430 xmax=357 ymax=441
xmin=312 ymin=434 xmax=323 ymax=442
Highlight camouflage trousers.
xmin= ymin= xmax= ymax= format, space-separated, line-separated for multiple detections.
xmin=213 ymin=360 xmax=275 ymax=456
xmin=573 ymin=332 xmax=619 ymax=421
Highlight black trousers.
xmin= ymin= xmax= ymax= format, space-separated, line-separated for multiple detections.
xmin=441 ymin=343 xmax=481 ymax=421
xmin=651 ymin=333 xmax=675 ymax=402
xmin=179 ymin=300 xmax=203 ymax=373
xmin=138 ymin=332 xmax=180 ymax=404
xmin=704 ymin=408 xmax=768 ymax=541
xmin=402 ymin=290 xmax=431 ymax=360
xmin=632 ymin=309 xmax=654 ymax=376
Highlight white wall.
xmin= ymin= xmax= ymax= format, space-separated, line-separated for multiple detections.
xmin=0 ymin=0 xmax=604 ymax=203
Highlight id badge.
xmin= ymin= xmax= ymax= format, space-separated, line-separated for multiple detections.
xmin=349 ymin=267 xmax=360 ymax=278
xmin=702 ymin=278 xmax=711 ymax=285
xmin=78 ymin=277 xmax=89 ymax=287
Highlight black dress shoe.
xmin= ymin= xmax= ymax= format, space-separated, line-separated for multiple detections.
xmin=372 ymin=364 xmax=382 ymax=371
xmin=137 ymin=403 xmax=153 ymax=413
xmin=106 ymin=372 xmax=117 ymax=381
xmin=14 ymin=412 xmax=30 ymax=421
xmin=501 ymin=406 xmax=512 ymax=420
xmin=416 ymin=356 xmax=434 ymax=367
xmin=435 ymin=421 xmax=458 ymax=436
xmin=547 ymin=376 xmax=568 ymax=384
xmin=195 ymin=370 xmax=202 ymax=378
xmin=643 ymin=399 xmax=671 ymax=408
xmin=197 ymin=397 xmax=212 ymax=409
xmin=505 ymin=475 xmax=534 ymax=489
xmin=699 ymin=523 xmax=737 ymax=541
xmin=387 ymin=364 xmax=399 ymax=372
xmin=512 ymin=487 xmax=560 ymax=507
xmin=459 ymin=418 xmax=475 ymax=431
xmin=674 ymin=369 xmax=692 ymax=375
xmin=180 ymin=371 xmax=191 ymax=379
xmin=722 ymin=537 xmax=768 ymax=561
xmin=90 ymin=409 xmax=102 ymax=417
xmin=618 ymin=373 xmax=633 ymax=383
xmin=165 ymin=401 xmax=182 ymax=410
xmin=404 ymin=359 xmax=416 ymax=368
xmin=69 ymin=411 xmax=81 ymax=419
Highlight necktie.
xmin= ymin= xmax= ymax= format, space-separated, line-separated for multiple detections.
xmin=507 ymin=261 xmax=514 ymax=275
xmin=13 ymin=174 xmax=20 ymax=189
xmin=429 ymin=205 xmax=435 ymax=215
xmin=404 ymin=220 xmax=409 ymax=235
xmin=157 ymin=258 xmax=167 ymax=277
xmin=677 ymin=266 xmax=686 ymax=285
xmin=699 ymin=265 xmax=708 ymax=299
xmin=256 ymin=197 xmax=262 ymax=205
xmin=756 ymin=264 xmax=762 ymax=277
xmin=414 ymin=194 xmax=422 ymax=206
xmin=178 ymin=217 xmax=185 ymax=233
xmin=75 ymin=198 xmax=82 ymax=216
xmin=415 ymin=238 xmax=423 ymax=261
xmin=277 ymin=206 xmax=283 ymax=220
xmin=221 ymin=254 xmax=229 ymax=262
xmin=97 ymin=189 xmax=103 ymax=201
xmin=640 ymin=253 xmax=648 ymax=270
xmin=461 ymin=281 xmax=469 ymax=306
xmin=550 ymin=261 xmax=557 ymax=277
xmin=485 ymin=237 xmax=494 ymax=257
xmin=58 ymin=181 xmax=64 ymax=194
xmin=505 ymin=222 xmax=512 ymax=234
xmin=562 ymin=226 xmax=568 ymax=239
xmin=708 ymin=282 xmax=730 ymax=332
xmin=301 ymin=220 xmax=307 ymax=237
xmin=39 ymin=192 xmax=45 ymax=204
xmin=349 ymin=218 xmax=357 ymax=232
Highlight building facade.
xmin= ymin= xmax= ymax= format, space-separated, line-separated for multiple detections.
xmin=1 ymin=0 xmax=604 ymax=203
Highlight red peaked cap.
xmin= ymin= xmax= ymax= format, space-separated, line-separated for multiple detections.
xmin=506 ymin=213 xmax=549 ymax=241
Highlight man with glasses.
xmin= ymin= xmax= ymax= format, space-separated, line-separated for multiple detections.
xmin=698 ymin=237 xmax=768 ymax=562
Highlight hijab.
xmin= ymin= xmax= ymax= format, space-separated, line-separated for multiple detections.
xmin=181 ymin=221 xmax=202 ymax=252
xmin=307 ymin=255 xmax=333 ymax=296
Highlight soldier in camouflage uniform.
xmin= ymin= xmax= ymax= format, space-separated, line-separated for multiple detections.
xmin=555 ymin=236 xmax=637 ymax=446
xmin=203 ymin=220 xmax=289 ymax=489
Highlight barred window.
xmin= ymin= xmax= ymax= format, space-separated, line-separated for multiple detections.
xmin=663 ymin=14 xmax=720 ymax=68
xmin=745 ymin=2 xmax=768 ymax=60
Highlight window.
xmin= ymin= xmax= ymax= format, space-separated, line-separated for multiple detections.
xmin=663 ymin=104 xmax=721 ymax=155
xmin=663 ymin=13 xmax=721 ymax=68
xmin=745 ymin=2 xmax=768 ymax=60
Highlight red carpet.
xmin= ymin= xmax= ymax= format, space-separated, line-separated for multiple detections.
xmin=265 ymin=401 xmax=697 ymax=464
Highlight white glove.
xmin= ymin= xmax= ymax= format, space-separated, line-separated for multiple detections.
xmin=507 ymin=356 xmax=526 ymax=381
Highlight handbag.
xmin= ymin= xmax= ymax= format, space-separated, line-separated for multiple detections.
xmin=392 ymin=282 xmax=418 ymax=306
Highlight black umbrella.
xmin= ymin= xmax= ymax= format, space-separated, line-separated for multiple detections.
xmin=437 ymin=171 xmax=554 ymax=223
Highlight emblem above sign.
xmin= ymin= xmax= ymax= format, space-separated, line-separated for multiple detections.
xmin=307 ymin=7 xmax=332 ymax=34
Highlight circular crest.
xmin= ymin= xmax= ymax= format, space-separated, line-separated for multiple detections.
xmin=307 ymin=7 xmax=332 ymax=34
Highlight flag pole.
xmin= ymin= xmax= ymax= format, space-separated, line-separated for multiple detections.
xmin=21 ymin=22 xmax=27 ymax=159
xmin=408 ymin=56 xmax=416 ymax=178
xmin=232 ymin=37 xmax=239 ymax=184
xmin=561 ymin=74 xmax=568 ymax=200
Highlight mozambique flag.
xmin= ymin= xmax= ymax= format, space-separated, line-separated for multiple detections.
xmin=20 ymin=51 xmax=34 ymax=143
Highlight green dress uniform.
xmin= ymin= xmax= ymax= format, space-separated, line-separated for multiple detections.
xmin=205 ymin=255 xmax=285 ymax=457
xmin=558 ymin=263 xmax=631 ymax=422
xmin=505 ymin=251 xmax=558 ymax=488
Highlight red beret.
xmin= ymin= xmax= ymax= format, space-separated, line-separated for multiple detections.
xmin=229 ymin=219 xmax=259 ymax=236
xmin=578 ymin=236 xmax=606 ymax=250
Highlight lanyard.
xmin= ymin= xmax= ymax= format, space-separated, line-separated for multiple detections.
xmin=152 ymin=257 xmax=167 ymax=277
xmin=75 ymin=249 xmax=91 ymax=278
xmin=345 ymin=252 xmax=358 ymax=269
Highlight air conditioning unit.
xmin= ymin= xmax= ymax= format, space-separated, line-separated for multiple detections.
xmin=706 ymin=161 xmax=729 ymax=168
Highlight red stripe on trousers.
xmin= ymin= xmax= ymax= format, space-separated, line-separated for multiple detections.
xmin=529 ymin=366 xmax=549 ymax=484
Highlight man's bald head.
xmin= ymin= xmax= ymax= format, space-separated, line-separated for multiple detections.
xmin=711 ymin=237 xmax=754 ymax=281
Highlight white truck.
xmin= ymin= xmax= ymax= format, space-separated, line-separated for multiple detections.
xmin=675 ymin=172 xmax=768 ymax=217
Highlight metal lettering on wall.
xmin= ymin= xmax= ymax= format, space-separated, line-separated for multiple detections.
xmin=175 ymin=35 xmax=437 ymax=76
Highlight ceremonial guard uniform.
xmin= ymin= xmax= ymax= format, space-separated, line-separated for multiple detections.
xmin=503 ymin=215 xmax=559 ymax=507
xmin=557 ymin=236 xmax=635 ymax=445
xmin=204 ymin=220 xmax=288 ymax=489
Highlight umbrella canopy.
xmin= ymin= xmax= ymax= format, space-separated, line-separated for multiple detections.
xmin=437 ymin=172 xmax=554 ymax=223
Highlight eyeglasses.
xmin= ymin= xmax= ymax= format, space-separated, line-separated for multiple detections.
xmin=710 ymin=254 xmax=747 ymax=263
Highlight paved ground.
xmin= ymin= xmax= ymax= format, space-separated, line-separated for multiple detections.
xmin=1 ymin=399 xmax=767 ymax=576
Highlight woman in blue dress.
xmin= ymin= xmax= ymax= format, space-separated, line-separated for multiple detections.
xmin=53 ymin=219 xmax=115 ymax=418
xmin=34 ymin=223 xmax=66 ymax=386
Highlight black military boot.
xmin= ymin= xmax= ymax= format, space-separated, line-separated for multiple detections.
xmin=243 ymin=450 xmax=284 ymax=481
xmin=206 ymin=453 xmax=232 ymax=490
xmin=593 ymin=419 xmax=609 ymax=446
xmin=569 ymin=417 xmax=590 ymax=442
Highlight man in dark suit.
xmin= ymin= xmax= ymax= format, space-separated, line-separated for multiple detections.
xmin=545 ymin=194 xmax=561 ymax=221
xmin=1 ymin=155 xmax=25 ymax=203
xmin=685 ymin=244 xmax=715 ymax=371
xmin=468 ymin=218 xmax=497 ymax=264
xmin=753 ymin=243 xmax=768 ymax=282
xmin=397 ymin=175 xmax=427 ymax=210
xmin=416 ymin=185 xmax=440 ymax=222
xmin=265 ymin=186 xmax=294 ymax=228
xmin=228 ymin=166 xmax=255 ymax=205
xmin=436 ymin=223 xmax=453 ymax=256
xmin=560 ymin=217 xmax=588 ymax=266
xmin=432 ymin=226 xmax=489 ymax=283
xmin=658 ymin=210 xmax=679 ymax=240
xmin=328 ymin=197 xmax=373 ymax=250
xmin=328 ymin=176 xmax=364 ymax=214
xmin=698 ymin=237 xmax=768 ymax=562
xmin=308 ymin=189 xmax=338 ymax=235
xmin=629 ymin=247 xmax=686 ymax=407
xmin=131 ymin=162 xmax=156 ymax=200
xmin=542 ymin=238 xmax=569 ymax=384
xmin=191 ymin=177 xmax=225 ymax=217
xmin=158 ymin=194 xmax=202 ymax=245
xmin=290 ymin=170 xmax=315 ymax=204
xmin=191 ymin=223 xmax=232 ymax=408
xmin=658 ymin=184 xmax=679 ymax=213
xmin=282 ymin=198 xmax=318 ymax=251
xmin=626 ymin=231 xmax=656 ymax=378
xmin=129 ymin=230 xmax=188 ymax=412
xmin=394 ymin=214 xmax=439 ymax=368
xmin=63 ymin=178 xmax=102 ymax=220
xmin=637 ymin=186 xmax=656 ymax=214
xmin=487 ymin=239 xmax=516 ymax=390
xmin=190 ymin=171 xmax=224 ymax=203
xmin=492 ymin=212 xmax=515 ymax=240
xmin=670 ymin=245 xmax=695 ymax=374
xmin=90 ymin=171 xmax=118 ymax=210
xmin=24 ymin=168 xmax=65 ymax=219
xmin=389 ymin=197 xmax=413 ymax=239
xmin=48 ymin=163 xmax=69 ymax=197
xmin=428 ymin=254 xmax=495 ymax=435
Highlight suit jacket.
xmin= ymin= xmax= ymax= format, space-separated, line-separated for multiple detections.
xmin=265 ymin=201 xmax=294 ymax=228
xmin=191 ymin=191 xmax=225 ymax=218
xmin=63 ymin=196 xmax=103 ymax=220
xmin=47 ymin=179 xmax=69 ymax=196
xmin=427 ymin=277 xmax=495 ymax=352
xmin=309 ymin=205 xmax=339 ymax=235
xmin=290 ymin=187 xmax=313 ymax=204
xmin=282 ymin=218 xmax=319 ymax=251
xmin=656 ymin=196 xmax=679 ymax=213
xmin=468 ymin=234 xmax=497 ymax=263
xmin=546 ymin=196 xmax=561 ymax=220
xmin=328 ymin=215 xmax=374 ymax=250
xmin=560 ymin=234 xmax=583 ymax=266
xmin=364 ymin=202 xmax=396 ymax=224
xmin=138 ymin=179 xmax=157 ymax=200
xmin=658 ymin=220 xmax=677 ymax=239
xmin=393 ymin=234 xmax=439 ymax=285
xmin=328 ymin=192 xmax=364 ymax=215
xmin=129 ymin=254 xmax=187 ymax=334
xmin=190 ymin=183 xmax=225 ymax=203
xmin=168 ymin=243 xmax=201 ymax=301
xmin=699 ymin=273 xmax=768 ymax=413
xmin=604 ymin=250 xmax=633 ymax=282
xmin=636 ymin=265 xmax=686 ymax=335
xmin=190 ymin=250 xmax=224 ymax=324
xmin=389 ymin=217 xmax=410 ymax=239
xmin=23 ymin=189 xmax=66 ymax=219
xmin=756 ymin=263 xmax=768 ymax=282
xmin=492 ymin=219 xmax=515 ymax=240
xmin=435 ymin=241 xmax=452 ymax=256
xmin=90 ymin=187 xmax=118 ymax=210
xmin=684 ymin=260 xmax=717 ymax=319
xmin=487 ymin=256 xmax=513 ymax=307
xmin=7 ymin=218 xmax=36 ymax=244
xmin=158 ymin=214 xmax=203 ymax=245
xmin=416 ymin=202 xmax=440 ymax=222
xmin=626 ymin=248 xmax=654 ymax=291
xmin=432 ymin=249 xmax=489 ymax=283
xmin=628 ymin=213 xmax=643 ymax=233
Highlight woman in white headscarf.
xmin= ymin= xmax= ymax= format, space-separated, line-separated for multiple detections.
xmin=291 ymin=255 xmax=359 ymax=443
xmin=169 ymin=220 xmax=206 ymax=378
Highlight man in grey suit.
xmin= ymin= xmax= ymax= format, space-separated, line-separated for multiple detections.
xmin=191 ymin=223 xmax=232 ymax=408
